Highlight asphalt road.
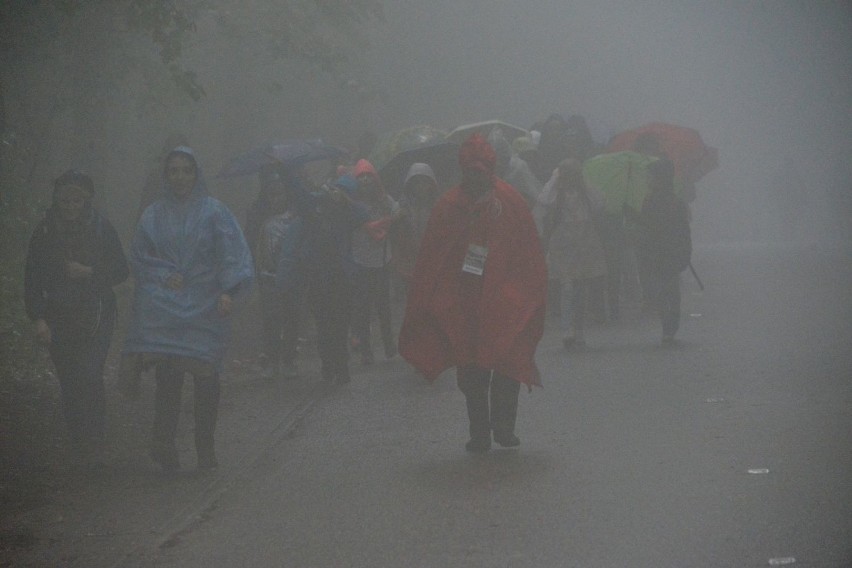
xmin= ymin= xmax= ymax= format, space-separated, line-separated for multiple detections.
xmin=136 ymin=243 xmax=852 ymax=568
xmin=3 ymin=243 xmax=850 ymax=568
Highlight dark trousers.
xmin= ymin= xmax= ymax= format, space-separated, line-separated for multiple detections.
xmin=560 ymin=277 xmax=595 ymax=336
xmin=646 ymin=271 xmax=682 ymax=337
xmin=351 ymin=265 xmax=394 ymax=357
xmin=152 ymin=358 xmax=220 ymax=462
xmin=457 ymin=366 xmax=521 ymax=441
xmin=587 ymin=274 xmax=607 ymax=322
xmin=259 ymin=279 xmax=300 ymax=368
xmin=306 ymin=271 xmax=352 ymax=379
xmin=49 ymin=311 xmax=115 ymax=448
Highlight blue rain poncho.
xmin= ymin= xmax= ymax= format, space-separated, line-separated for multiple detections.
xmin=123 ymin=151 xmax=254 ymax=366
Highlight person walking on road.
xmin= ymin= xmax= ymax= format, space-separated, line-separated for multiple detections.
xmin=25 ymin=170 xmax=129 ymax=466
xmin=255 ymin=182 xmax=304 ymax=380
xmin=284 ymin=171 xmax=370 ymax=384
xmin=538 ymin=158 xmax=607 ymax=349
xmin=392 ymin=162 xmax=441 ymax=282
xmin=638 ymin=158 xmax=692 ymax=345
xmin=122 ymin=146 xmax=254 ymax=472
xmin=350 ymin=159 xmax=400 ymax=364
xmin=399 ymin=133 xmax=548 ymax=453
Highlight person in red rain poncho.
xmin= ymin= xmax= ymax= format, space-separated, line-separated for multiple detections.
xmin=398 ymin=133 xmax=548 ymax=453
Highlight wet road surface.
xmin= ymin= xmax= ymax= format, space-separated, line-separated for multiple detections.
xmin=141 ymin=244 xmax=852 ymax=567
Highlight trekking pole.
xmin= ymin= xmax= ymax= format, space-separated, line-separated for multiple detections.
xmin=688 ymin=262 xmax=704 ymax=291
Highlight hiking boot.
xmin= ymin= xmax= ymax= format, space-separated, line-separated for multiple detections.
xmin=384 ymin=342 xmax=398 ymax=360
xmin=493 ymin=432 xmax=521 ymax=448
xmin=465 ymin=437 xmax=491 ymax=453
xmin=197 ymin=453 xmax=219 ymax=471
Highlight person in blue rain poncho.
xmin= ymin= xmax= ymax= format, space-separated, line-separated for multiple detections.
xmin=122 ymin=146 xmax=253 ymax=472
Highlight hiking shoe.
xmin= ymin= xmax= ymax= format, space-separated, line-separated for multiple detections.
xmin=197 ymin=454 xmax=219 ymax=471
xmin=384 ymin=343 xmax=398 ymax=359
xmin=493 ymin=432 xmax=521 ymax=448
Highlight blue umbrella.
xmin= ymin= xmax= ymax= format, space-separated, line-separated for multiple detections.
xmin=216 ymin=139 xmax=346 ymax=179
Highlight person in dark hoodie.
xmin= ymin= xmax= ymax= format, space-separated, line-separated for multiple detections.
xmin=638 ymin=158 xmax=692 ymax=345
xmin=25 ymin=169 xmax=129 ymax=465
xmin=245 ymin=163 xmax=287 ymax=256
xmin=283 ymin=170 xmax=370 ymax=384
xmin=533 ymin=114 xmax=571 ymax=184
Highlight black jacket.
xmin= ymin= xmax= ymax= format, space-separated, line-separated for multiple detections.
xmin=24 ymin=207 xmax=129 ymax=333
xmin=639 ymin=191 xmax=692 ymax=276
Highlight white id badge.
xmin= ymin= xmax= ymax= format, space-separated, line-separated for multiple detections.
xmin=462 ymin=244 xmax=488 ymax=276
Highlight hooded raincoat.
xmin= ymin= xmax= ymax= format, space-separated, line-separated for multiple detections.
xmin=399 ymin=134 xmax=548 ymax=386
xmin=537 ymin=168 xmax=607 ymax=282
xmin=393 ymin=163 xmax=440 ymax=279
xmin=123 ymin=149 xmax=254 ymax=366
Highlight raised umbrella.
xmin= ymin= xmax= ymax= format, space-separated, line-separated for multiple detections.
xmin=607 ymin=122 xmax=718 ymax=184
xmin=446 ymin=120 xmax=529 ymax=145
xmin=378 ymin=140 xmax=461 ymax=198
xmin=367 ymin=126 xmax=448 ymax=172
xmin=582 ymin=151 xmax=658 ymax=215
xmin=216 ymin=139 xmax=345 ymax=179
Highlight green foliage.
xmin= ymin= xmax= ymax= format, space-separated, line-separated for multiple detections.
xmin=126 ymin=0 xmax=205 ymax=100
xmin=125 ymin=0 xmax=384 ymax=98
xmin=168 ymin=64 xmax=206 ymax=101
xmin=0 ymin=178 xmax=50 ymax=391
xmin=127 ymin=0 xmax=198 ymax=63
xmin=268 ymin=0 xmax=384 ymax=69
xmin=3 ymin=0 xmax=382 ymax=101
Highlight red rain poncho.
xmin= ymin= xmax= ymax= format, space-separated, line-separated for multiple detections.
xmin=398 ymin=134 xmax=547 ymax=386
